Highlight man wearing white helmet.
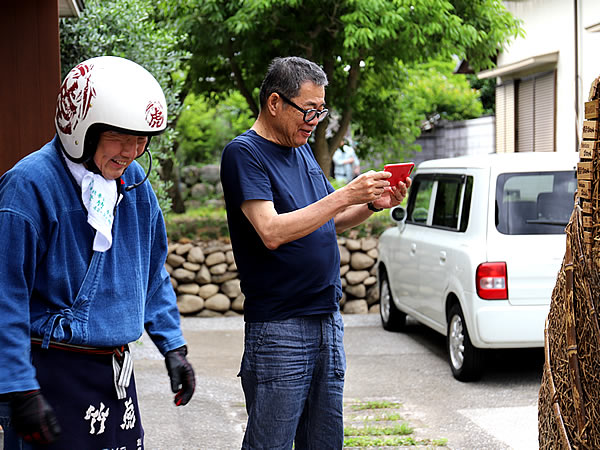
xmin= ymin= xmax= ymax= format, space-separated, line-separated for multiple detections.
xmin=0 ymin=56 xmax=195 ymax=449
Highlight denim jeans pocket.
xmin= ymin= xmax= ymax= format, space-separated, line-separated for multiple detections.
xmin=238 ymin=321 xmax=268 ymax=377
xmin=247 ymin=320 xmax=308 ymax=384
xmin=332 ymin=312 xmax=347 ymax=379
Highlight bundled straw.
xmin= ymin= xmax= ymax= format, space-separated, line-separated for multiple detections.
xmin=538 ymin=77 xmax=600 ymax=449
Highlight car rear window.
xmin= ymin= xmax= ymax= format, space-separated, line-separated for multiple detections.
xmin=496 ymin=170 xmax=576 ymax=235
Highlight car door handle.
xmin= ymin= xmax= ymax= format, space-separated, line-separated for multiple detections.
xmin=439 ymin=251 xmax=447 ymax=263
xmin=410 ymin=243 xmax=417 ymax=254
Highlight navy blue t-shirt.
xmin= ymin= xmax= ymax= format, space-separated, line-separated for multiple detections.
xmin=220 ymin=130 xmax=342 ymax=322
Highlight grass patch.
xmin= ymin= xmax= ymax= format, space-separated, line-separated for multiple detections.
xmin=165 ymin=185 xmax=401 ymax=241
xmin=373 ymin=412 xmax=403 ymax=421
xmin=170 ymin=205 xmax=227 ymax=219
xmin=350 ymin=400 xmax=401 ymax=411
xmin=344 ymin=422 xmax=413 ymax=436
xmin=165 ymin=206 xmax=229 ymax=241
xmin=164 ymin=204 xmax=396 ymax=242
xmin=338 ymin=210 xmax=395 ymax=239
xmin=344 ymin=436 xmax=447 ymax=447
xmin=344 ymin=400 xmax=447 ymax=448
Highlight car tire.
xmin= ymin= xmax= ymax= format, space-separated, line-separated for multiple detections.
xmin=447 ymin=303 xmax=483 ymax=381
xmin=379 ymin=272 xmax=407 ymax=332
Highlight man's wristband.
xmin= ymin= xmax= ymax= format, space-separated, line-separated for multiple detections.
xmin=367 ymin=202 xmax=383 ymax=213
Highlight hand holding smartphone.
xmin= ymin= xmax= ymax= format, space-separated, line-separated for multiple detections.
xmin=384 ymin=162 xmax=414 ymax=187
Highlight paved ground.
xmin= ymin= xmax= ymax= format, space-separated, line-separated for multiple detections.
xmin=339 ymin=315 xmax=541 ymax=450
xmin=1 ymin=314 xmax=543 ymax=449
xmin=136 ymin=314 xmax=542 ymax=449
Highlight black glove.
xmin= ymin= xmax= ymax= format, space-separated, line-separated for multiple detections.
xmin=164 ymin=345 xmax=195 ymax=406
xmin=9 ymin=389 xmax=61 ymax=444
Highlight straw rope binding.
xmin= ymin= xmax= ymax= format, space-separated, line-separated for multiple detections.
xmin=538 ymin=76 xmax=600 ymax=449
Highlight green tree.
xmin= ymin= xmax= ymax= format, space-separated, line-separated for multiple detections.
xmin=176 ymin=91 xmax=255 ymax=165
xmin=357 ymin=59 xmax=484 ymax=163
xmin=60 ymin=0 xmax=190 ymax=212
xmin=180 ymin=0 xmax=522 ymax=175
xmin=467 ymin=75 xmax=496 ymax=115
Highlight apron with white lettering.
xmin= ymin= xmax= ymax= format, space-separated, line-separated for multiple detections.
xmin=29 ymin=343 xmax=143 ymax=450
xmin=29 ymin=250 xmax=144 ymax=450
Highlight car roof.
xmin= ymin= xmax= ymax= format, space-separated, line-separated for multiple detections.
xmin=416 ymin=151 xmax=579 ymax=172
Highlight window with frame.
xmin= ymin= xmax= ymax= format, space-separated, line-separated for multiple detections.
xmin=496 ymin=70 xmax=556 ymax=153
xmin=459 ymin=176 xmax=473 ymax=232
xmin=432 ymin=177 xmax=463 ymax=229
xmin=406 ymin=176 xmax=434 ymax=224
xmin=496 ymin=170 xmax=576 ymax=235
xmin=407 ymin=174 xmax=472 ymax=232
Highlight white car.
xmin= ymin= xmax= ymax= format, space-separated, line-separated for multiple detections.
xmin=377 ymin=152 xmax=578 ymax=381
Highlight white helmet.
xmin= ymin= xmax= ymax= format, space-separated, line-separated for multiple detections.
xmin=55 ymin=56 xmax=167 ymax=162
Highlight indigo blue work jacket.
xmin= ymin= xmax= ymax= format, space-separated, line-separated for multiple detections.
xmin=0 ymin=136 xmax=185 ymax=394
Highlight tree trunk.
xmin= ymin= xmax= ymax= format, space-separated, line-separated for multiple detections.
xmin=313 ymin=116 xmax=351 ymax=177
xmin=160 ymin=156 xmax=186 ymax=214
xmin=313 ymin=122 xmax=331 ymax=175
xmin=228 ymin=42 xmax=259 ymax=118
xmin=313 ymin=57 xmax=360 ymax=176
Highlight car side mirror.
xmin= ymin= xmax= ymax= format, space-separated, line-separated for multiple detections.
xmin=391 ymin=206 xmax=407 ymax=223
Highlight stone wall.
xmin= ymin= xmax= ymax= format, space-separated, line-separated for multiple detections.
xmin=179 ymin=164 xmax=224 ymax=209
xmin=166 ymin=237 xmax=381 ymax=317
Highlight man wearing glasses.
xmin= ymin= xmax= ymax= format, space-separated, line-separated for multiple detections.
xmin=220 ymin=56 xmax=410 ymax=449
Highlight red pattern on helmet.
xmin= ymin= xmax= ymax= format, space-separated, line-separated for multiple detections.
xmin=145 ymin=101 xmax=165 ymax=128
xmin=56 ymin=63 xmax=96 ymax=135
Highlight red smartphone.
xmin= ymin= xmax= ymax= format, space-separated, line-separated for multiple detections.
xmin=384 ymin=162 xmax=414 ymax=187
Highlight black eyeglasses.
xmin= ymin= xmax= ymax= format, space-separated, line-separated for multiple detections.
xmin=277 ymin=92 xmax=329 ymax=123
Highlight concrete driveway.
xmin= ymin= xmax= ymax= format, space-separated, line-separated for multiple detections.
xmin=134 ymin=314 xmax=543 ymax=450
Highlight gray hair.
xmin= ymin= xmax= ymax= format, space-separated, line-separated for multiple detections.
xmin=258 ymin=56 xmax=328 ymax=109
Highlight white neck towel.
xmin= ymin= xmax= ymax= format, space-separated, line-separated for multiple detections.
xmin=63 ymin=155 xmax=118 ymax=252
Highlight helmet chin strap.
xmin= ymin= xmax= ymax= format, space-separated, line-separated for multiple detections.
xmin=125 ymin=150 xmax=152 ymax=192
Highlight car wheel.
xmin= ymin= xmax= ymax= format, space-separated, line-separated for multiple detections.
xmin=379 ymin=272 xmax=407 ymax=331
xmin=447 ymin=303 xmax=483 ymax=381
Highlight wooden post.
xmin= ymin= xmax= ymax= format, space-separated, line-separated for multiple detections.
xmin=0 ymin=0 xmax=61 ymax=175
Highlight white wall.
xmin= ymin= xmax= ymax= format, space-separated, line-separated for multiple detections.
xmin=500 ymin=0 xmax=600 ymax=153
xmin=580 ymin=1 xmax=600 ymax=119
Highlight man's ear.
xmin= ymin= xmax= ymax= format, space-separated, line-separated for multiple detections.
xmin=266 ymin=92 xmax=281 ymax=118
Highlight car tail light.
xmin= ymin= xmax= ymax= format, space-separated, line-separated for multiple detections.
xmin=476 ymin=262 xmax=508 ymax=300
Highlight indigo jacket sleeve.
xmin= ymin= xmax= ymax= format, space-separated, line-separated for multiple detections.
xmin=143 ymin=206 xmax=186 ymax=356
xmin=0 ymin=211 xmax=43 ymax=393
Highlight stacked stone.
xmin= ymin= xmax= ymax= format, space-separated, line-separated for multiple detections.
xmin=166 ymin=240 xmax=243 ymax=317
xmin=165 ymin=237 xmax=381 ymax=317
xmin=179 ymin=164 xmax=224 ymax=208
xmin=337 ymin=237 xmax=380 ymax=315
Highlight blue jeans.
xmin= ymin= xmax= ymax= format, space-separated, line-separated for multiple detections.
xmin=239 ymin=311 xmax=346 ymax=450
xmin=0 ymin=402 xmax=30 ymax=450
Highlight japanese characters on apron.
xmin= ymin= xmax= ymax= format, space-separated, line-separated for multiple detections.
xmin=29 ymin=250 xmax=144 ymax=450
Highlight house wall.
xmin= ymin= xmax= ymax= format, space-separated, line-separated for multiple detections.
xmin=0 ymin=1 xmax=61 ymax=175
xmin=500 ymin=0 xmax=600 ymax=152
xmin=411 ymin=116 xmax=495 ymax=165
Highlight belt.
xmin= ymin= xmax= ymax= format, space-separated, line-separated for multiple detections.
xmin=31 ymin=338 xmax=133 ymax=399
xmin=31 ymin=337 xmax=125 ymax=356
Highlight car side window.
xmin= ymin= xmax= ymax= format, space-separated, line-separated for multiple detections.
xmin=431 ymin=175 xmax=472 ymax=231
xmin=432 ymin=178 xmax=463 ymax=229
xmin=459 ymin=176 xmax=473 ymax=232
xmin=407 ymin=174 xmax=472 ymax=231
xmin=406 ymin=176 xmax=434 ymax=224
